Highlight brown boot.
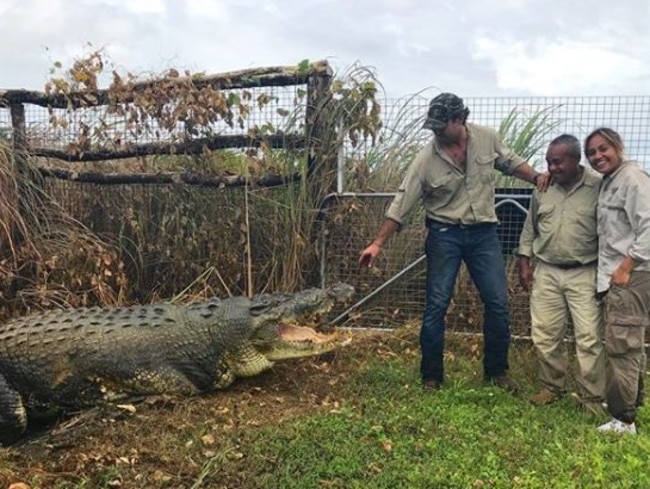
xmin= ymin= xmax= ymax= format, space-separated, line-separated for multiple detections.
xmin=485 ymin=374 xmax=520 ymax=394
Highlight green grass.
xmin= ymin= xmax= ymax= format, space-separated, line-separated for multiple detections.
xmin=219 ymin=344 xmax=650 ymax=489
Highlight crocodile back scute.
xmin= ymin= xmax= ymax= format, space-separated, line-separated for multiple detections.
xmin=0 ymin=302 xmax=233 ymax=400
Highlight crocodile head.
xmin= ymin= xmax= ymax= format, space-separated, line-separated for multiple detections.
xmin=248 ymin=283 xmax=354 ymax=360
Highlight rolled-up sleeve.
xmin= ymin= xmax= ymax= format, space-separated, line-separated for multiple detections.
xmin=517 ymin=192 xmax=538 ymax=257
xmin=494 ymin=132 xmax=527 ymax=175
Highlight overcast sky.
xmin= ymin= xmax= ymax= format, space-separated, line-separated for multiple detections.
xmin=1 ymin=0 xmax=648 ymax=98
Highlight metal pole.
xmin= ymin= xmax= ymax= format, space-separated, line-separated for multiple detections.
xmin=327 ymin=254 xmax=427 ymax=326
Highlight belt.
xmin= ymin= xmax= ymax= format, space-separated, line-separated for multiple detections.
xmin=425 ymin=217 xmax=493 ymax=229
xmin=550 ymin=261 xmax=596 ymax=270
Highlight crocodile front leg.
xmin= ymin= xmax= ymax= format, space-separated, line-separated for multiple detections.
xmin=233 ymin=344 xmax=275 ymax=378
xmin=211 ymin=347 xmax=274 ymax=389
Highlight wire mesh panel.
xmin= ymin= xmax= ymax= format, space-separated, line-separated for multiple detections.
xmin=3 ymin=94 xmax=648 ymax=162
xmin=321 ymin=191 xmax=533 ymax=336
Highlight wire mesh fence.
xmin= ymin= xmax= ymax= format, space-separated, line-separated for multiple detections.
xmin=0 ymin=84 xmax=306 ymax=151
xmin=345 ymin=95 xmax=650 ymax=187
xmin=320 ymin=95 xmax=650 ymax=334
xmin=466 ymin=96 xmax=650 ymax=170
xmin=2 ymin=93 xmax=648 ymax=335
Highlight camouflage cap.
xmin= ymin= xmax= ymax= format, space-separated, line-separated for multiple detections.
xmin=422 ymin=93 xmax=468 ymax=131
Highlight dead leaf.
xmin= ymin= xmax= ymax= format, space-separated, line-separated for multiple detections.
xmin=201 ymin=434 xmax=215 ymax=446
xmin=116 ymin=404 xmax=137 ymax=413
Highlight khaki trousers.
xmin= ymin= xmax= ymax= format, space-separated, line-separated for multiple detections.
xmin=530 ymin=262 xmax=605 ymax=401
xmin=603 ymin=271 xmax=650 ymax=423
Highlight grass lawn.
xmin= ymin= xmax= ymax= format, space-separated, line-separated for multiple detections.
xmin=219 ymin=332 xmax=650 ymax=489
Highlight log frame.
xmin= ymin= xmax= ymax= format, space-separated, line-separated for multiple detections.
xmin=1 ymin=60 xmax=336 ymax=192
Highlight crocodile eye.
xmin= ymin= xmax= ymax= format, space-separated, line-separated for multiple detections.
xmin=250 ymin=302 xmax=270 ymax=315
xmin=250 ymin=294 xmax=278 ymax=314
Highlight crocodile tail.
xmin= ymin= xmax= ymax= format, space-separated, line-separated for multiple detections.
xmin=0 ymin=374 xmax=27 ymax=446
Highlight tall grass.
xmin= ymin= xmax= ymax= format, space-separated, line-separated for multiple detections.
xmin=495 ymin=106 xmax=563 ymax=187
xmin=0 ymin=142 xmax=127 ymax=318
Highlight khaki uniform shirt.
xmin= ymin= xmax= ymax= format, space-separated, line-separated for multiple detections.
xmin=385 ymin=123 xmax=526 ymax=225
xmin=518 ymin=168 xmax=601 ymax=266
xmin=596 ymin=161 xmax=650 ymax=292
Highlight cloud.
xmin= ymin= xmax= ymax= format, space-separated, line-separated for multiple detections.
xmin=473 ymin=36 xmax=650 ymax=95
xmin=0 ymin=0 xmax=647 ymax=96
xmin=88 ymin=0 xmax=166 ymax=14
xmin=184 ymin=0 xmax=229 ymax=21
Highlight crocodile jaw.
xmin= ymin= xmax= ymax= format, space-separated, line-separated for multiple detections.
xmin=259 ymin=323 xmax=350 ymax=361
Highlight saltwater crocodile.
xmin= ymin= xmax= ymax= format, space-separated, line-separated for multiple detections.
xmin=0 ymin=283 xmax=354 ymax=445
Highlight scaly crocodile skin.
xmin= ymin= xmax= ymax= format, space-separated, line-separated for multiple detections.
xmin=0 ymin=283 xmax=354 ymax=445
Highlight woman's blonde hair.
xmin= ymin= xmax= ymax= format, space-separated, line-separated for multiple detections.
xmin=584 ymin=127 xmax=625 ymax=161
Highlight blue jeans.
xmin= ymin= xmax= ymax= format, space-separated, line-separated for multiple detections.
xmin=420 ymin=220 xmax=511 ymax=382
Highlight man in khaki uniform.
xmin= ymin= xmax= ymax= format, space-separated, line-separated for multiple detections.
xmin=359 ymin=93 xmax=548 ymax=393
xmin=517 ymin=134 xmax=605 ymax=415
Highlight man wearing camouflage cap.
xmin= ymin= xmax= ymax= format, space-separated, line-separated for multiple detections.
xmin=359 ymin=92 xmax=548 ymax=394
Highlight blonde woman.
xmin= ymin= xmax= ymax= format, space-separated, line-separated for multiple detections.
xmin=585 ymin=127 xmax=650 ymax=435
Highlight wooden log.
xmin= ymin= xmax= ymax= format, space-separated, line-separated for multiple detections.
xmin=306 ymin=65 xmax=336 ymax=190
xmin=0 ymin=61 xmax=333 ymax=109
xmin=9 ymin=103 xmax=31 ymax=178
xmin=39 ymin=167 xmax=303 ymax=188
xmin=29 ymin=134 xmax=305 ymax=162
xmin=9 ymin=104 xmax=26 ymax=151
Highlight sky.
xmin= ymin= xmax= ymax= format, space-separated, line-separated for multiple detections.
xmin=1 ymin=0 xmax=649 ymax=99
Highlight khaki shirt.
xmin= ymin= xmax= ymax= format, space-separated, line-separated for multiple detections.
xmin=518 ymin=168 xmax=600 ymax=266
xmin=385 ymin=123 xmax=526 ymax=225
xmin=596 ymin=161 xmax=650 ymax=292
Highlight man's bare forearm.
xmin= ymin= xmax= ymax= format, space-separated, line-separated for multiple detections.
xmin=513 ymin=163 xmax=541 ymax=184
xmin=371 ymin=218 xmax=401 ymax=247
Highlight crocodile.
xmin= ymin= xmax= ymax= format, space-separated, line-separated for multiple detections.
xmin=0 ymin=283 xmax=354 ymax=445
